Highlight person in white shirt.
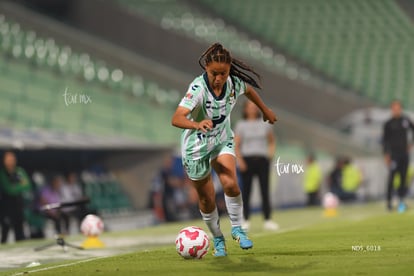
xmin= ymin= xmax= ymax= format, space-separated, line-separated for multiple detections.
xmin=235 ymin=100 xmax=279 ymax=231
xmin=60 ymin=172 xmax=83 ymax=234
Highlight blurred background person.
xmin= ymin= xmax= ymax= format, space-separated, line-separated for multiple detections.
xmin=149 ymin=173 xmax=165 ymax=223
xmin=151 ymin=154 xmax=187 ymax=222
xmin=39 ymin=174 xmax=64 ymax=235
xmin=383 ymin=100 xmax=414 ymax=212
xmin=235 ymin=100 xmax=278 ymax=231
xmin=0 ymin=151 xmax=31 ymax=243
xmin=60 ymin=172 xmax=84 ymax=234
xmin=303 ymin=153 xmax=322 ymax=206
xmin=327 ymin=157 xmax=344 ymax=198
xmin=25 ymin=172 xmax=47 ymax=239
xmin=340 ymin=157 xmax=362 ymax=202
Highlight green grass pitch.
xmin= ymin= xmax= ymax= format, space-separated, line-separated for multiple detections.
xmin=3 ymin=202 xmax=414 ymax=275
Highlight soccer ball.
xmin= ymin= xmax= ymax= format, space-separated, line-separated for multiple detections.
xmin=80 ymin=214 xmax=104 ymax=237
xmin=175 ymin=226 xmax=210 ymax=259
xmin=322 ymin=192 xmax=339 ymax=209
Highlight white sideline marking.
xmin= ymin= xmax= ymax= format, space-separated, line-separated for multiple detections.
xmin=11 ymin=256 xmax=108 ymax=276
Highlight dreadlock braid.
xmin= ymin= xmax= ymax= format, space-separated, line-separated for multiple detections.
xmin=230 ymin=58 xmax=261 ymax=89
xmin=198 ymin=43 xmax=262 ymax=89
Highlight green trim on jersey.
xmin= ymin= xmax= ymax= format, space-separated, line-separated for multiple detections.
xmin=178 ymin=73 xmax=246 ymax=161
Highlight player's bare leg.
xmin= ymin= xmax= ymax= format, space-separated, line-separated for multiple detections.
xmin=193 ymin=175 xmax=227 ymax=256
xmin=212 ymin=154 xmax=253 ymax=250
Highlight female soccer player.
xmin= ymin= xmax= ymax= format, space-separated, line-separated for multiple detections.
xmin=171 ymin=43 xmax=277 ymax=256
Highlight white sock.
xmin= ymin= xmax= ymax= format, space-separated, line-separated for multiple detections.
xmin=225 ymin=194 xmax=243 ymax=227
xmin=200 ymin=207 xmax=223 ymax=238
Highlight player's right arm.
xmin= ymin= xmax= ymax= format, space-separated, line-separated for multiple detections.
xmin=171 ymin=106 xmax=212 ymax=133
xmin=244 ymin=84 xmax=277 ymax=124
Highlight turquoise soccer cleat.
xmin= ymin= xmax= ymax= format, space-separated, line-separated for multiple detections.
xmin=213 ymin=236 xmax=227 ymax=257
xmin=231 ymin=226 xmax=253 ymax=249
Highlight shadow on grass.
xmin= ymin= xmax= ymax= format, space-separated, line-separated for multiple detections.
xmin=210 ymin=255 xmax=316 ymax=274
xmin=274 ymin=249 xmax=350 ymax=256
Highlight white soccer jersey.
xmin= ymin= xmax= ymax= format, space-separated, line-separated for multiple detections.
xmin=178 ymin=73 xmax=246 ymax=160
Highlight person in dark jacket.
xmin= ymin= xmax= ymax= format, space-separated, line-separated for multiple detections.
xmin=328 ymin=157 xmax=344 ymax=198
xmin=383 ymin=100 xmax=414 ymax=212
xmin=0 ymin=151 xmax=31 ymax=243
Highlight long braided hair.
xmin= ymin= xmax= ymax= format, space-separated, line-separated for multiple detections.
xmin=198 ymin=43 xmax=262 ymax=89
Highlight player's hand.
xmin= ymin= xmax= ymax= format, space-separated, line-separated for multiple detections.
xmin=262 ymin=107 xmax=277 ymax=124
xmin=197 ymin=119 xmax=213 ymax=133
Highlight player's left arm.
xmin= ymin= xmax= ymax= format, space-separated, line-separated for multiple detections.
xmin=244 ymin=84 xmax=277 ymax=124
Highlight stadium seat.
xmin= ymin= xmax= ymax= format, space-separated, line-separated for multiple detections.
xmin=0 ymin=14 xmax=179 ymax=144
xmin=82 ymin=172 xmax=133 ymax=214
xmin=115 ymin=0 xmax=414 ymax=108
xmin=114 ymin=0 xmax=315 ymax=84
xmin=197 ymin=0 xmax=414 ymax=107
